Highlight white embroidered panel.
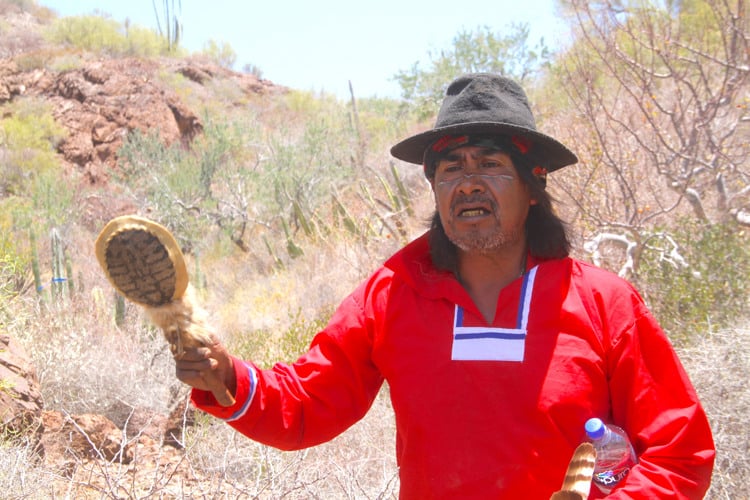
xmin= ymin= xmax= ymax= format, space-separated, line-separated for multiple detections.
xmin=450 ymin=266 xmax=538 ymax=362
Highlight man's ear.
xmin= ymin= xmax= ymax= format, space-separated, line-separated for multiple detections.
xmin=529 ymin=197 xmax=539 ymax=206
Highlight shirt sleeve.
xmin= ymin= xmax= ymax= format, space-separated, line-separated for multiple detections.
xmin=600 ymin=284 xmax=715 ymax=499
xmin=191 ymin=276 xmax=386 ymax=451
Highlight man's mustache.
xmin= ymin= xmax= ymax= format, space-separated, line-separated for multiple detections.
xmin=450 ymin=193 xmax=498 ymax=212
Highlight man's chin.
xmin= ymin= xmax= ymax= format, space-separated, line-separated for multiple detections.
xmin=450 ymin=234 xmax=507 ymax=253
xmin=446 ymin=226 xmax=524 ymax=253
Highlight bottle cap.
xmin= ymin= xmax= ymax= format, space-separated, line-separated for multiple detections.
xmin=585 ymin=417 xmax=605 ymax=439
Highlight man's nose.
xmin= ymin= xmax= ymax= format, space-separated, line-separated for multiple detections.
xmin=455 ymin=173 xmax=488 ymax=193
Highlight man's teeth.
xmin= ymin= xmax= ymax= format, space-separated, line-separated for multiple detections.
xmin=460 ymin=209 xmax=486 ymax=217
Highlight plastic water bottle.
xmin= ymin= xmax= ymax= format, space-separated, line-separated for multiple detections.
xmin=585 ymin=418 xmax=638 ymax=494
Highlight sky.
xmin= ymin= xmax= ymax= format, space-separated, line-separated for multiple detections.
xmin=38 ymin=0 xmax=570 ymax=99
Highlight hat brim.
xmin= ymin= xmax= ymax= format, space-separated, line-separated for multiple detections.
xmin=390 ymin=122 xmax=578 ymax=172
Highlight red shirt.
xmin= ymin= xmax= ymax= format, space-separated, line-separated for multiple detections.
xmin=192 ymin=233 xmax=715 ymax=499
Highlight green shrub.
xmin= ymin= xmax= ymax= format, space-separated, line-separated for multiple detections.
xmin=638 ymin=220 xmax=749 ymax=344
xmin=0 ymin=99 xmax=70 ymax=227
xmin=228 ymin=307 xmax=333 ymax=368
xmin=0 ymin=212 xmax=30 ymax=328
xmin=116 ymin=98 xmax=366 ymax=255
xmin=258 ymin=92 xmax=362 ymax=234
xmin=0 ymin=98 xmax=66 ymax=197
xmin=46 ymin=15 xmax=126 ymax=55
xmin=45 ymin=15 xmax=182 ymax=58
xmin=0 ymin=239 xmax=23 ymax=299
xmin=355 ymin=96 xmax=411 ymax=151
xmin=115 ymin=128 xmax=198 ymax=237
xmin=123 ymin=24 xmax=172 ymax=57
xmin=116 ymin=117 xmax=264 ymax=251
xmin=199 ymin=39 xmax=237 ymax=69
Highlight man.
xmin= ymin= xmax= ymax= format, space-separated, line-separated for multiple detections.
xmin=174 ymin=74 xmax=715 ymax=498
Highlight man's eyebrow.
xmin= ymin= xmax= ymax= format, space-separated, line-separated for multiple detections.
xmin=441 ymin=147 xmax=506 ymax=161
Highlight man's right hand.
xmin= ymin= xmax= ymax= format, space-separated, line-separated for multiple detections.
xmin=174 ymin=333 xmax=237 ymax=406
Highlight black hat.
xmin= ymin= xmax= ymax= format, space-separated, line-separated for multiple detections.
xmin=390 ymin=73 xmax=578 ymax=172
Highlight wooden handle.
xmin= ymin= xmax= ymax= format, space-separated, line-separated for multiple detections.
xmin=203 ymin=369 xmax=236 ymax=407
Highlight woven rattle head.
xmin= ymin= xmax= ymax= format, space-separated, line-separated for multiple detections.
xmin=95 ymin=215 xmax=188 ymax=307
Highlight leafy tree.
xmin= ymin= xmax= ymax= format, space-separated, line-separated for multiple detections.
xmin=394 ymin=24 xmax=551 ymax=119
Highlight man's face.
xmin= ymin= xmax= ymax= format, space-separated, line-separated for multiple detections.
xmin=430 ymin=145 xmax=536 ymax=253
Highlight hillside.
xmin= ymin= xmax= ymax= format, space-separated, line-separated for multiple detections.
xmin=2 ymin=56 xmax=279 ymax=181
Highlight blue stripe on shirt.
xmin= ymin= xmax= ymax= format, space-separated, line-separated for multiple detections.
xmin=226 ymin=362 xmax=256 ymax=422
xmin=454 ymin=331 xmax=526 ymax=340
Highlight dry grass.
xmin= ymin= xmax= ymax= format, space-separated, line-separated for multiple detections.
xmin=178 ymin=389 xmax=398 ymax=498
xmin=3 ymin=291 xmax=399 ymax=498
xmin=677 ymin=327 xmax=750 ymax=499
xmin=0 ymin=391 xmax=397 ymax=499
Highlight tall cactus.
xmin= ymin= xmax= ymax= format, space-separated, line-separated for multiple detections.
xmin=193 ymin=251 xmax=206 ymax=291
xmin=50 ymin=228 xmax=67 ymax=301
xmin=65 ymin=253 xmax=75 ymax=296
xmin=114 ymin=292 xmax=126 ymax=327
xmin=389 ymin=162 xmax=414 ymax=217
xmin=152 ymin=0 xmax=182 ymax=52
xmin=30 ymin=229 xmax=42 ymax=299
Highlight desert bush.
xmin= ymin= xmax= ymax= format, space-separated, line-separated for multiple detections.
xmin=551 ymin=0 xmax=749 ymax=302
xmin=228 ymin=306 xmax=333 ymax=368
xmin=12 ymin=47 xmax=77 ymax=71
xmin=353 ymin=95 xmax=412 ymax=152
xmin=45 ymin=15 xmax=126 ymax=55
xmin=636 ymin=221 xmax=749 ymax=345
xmin=0 ymin=212 xmax=29 ymax=297
xmin=0 ymin=98 xmax=66 ymax=197
xmin=199 ymin=39 xmax=237 ymax=69
xmin=116 ymin=117 xmax=266 ymax=254
xmin=264 ymin=120 xmax=355 ymax=222
xmin=45 ymin=15 xmax=179 ymax=59
xmin=122 ymin=24 xmax=171 ymax=58
xmin=115 ymin=93 xmax=408 ymax=261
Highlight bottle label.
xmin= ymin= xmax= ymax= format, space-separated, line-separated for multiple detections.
xmin=594 ymin=466 xmax=631 ymax=488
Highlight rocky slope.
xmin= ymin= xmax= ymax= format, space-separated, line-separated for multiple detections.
xmin=0 ymin=56 xmax=282 ymax=184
